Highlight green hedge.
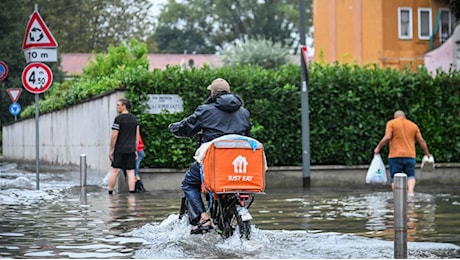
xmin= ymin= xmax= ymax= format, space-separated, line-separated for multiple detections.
xmin=128 ymin=63 xmax=459 ymax=168
xmin=21 ymin=41 xmax=460 ymax=168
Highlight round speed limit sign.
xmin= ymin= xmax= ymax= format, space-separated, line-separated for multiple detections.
xmin=21 ymin=62 xmax=53 ymax=94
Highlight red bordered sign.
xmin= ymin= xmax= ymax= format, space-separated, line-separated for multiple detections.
xmin=21 ymin=62 xmax=53 ymax=94
xmin=0 ymin=60 xmax=8 ymax=81
xmin=22 ymin=11 xmax=58 ymax=50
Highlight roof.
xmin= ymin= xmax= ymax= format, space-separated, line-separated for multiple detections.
xmin=60 ymin=53 xmax=223 ymax=76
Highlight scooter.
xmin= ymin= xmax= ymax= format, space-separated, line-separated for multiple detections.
xmin=179 ymin=190 xmax=257 ymax=239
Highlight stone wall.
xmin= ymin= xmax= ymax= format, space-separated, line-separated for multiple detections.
xmin=2 ymin=90 xmax=125 ymax=180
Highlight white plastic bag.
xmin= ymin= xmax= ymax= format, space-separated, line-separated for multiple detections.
xmin=365 ymin=154 xmax=388 ymax=184
xmin=421 ymin=155 xmax=435 ymax=171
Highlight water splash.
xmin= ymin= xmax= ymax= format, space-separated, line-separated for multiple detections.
xmin=127 ymin=214 xmax=460 ymax=259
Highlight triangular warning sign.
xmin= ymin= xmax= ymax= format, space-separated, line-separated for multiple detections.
xmin=22 ymin=11 xmax=58 ymax=50
xmin=7 ymin=88 xmax=22 ymax=103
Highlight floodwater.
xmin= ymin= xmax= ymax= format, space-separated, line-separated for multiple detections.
xmin=0 ymin=162 xmax=459 ymax=259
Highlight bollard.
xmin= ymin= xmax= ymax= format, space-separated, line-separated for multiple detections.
xmin=80 ymin=186 xmax=87 ymax=204
xmin=80 ymin=154 xmax=87 ymax=187
xmin=394 ymin=173 xmax=408 ymax=259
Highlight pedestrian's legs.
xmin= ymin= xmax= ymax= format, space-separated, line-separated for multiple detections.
xmin=182 ymin=162 xmax=207 ymax=224
xmin=126 ymin=169 xmax=136 ymax=192
xmin=135 ymin=150 xmax=145 ymax=180
xmin=389 ymin=157 xmax=416 ymax=195
xmin=403 ymin=158 xmax=416 ymax=196
xmin=108 ymin=168 xmax=120 ymax=193
xmin=389 ymin=158 xmax=403 ymax=192
xmin=407 ymin=178 xmax=416 ymax=196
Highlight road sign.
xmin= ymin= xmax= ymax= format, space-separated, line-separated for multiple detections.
xmin=9 ymin=102 xmax=21 ymax=116
xmin=6 ymin=88 xmax=22 ymax=103
xmin=24 ymin=48 xmax=58 ymax=63
xmin=0 ymin=60 xmax=8 ymax=81
xmin=21 ymin=62 xmax=53 ymax=94
xmin=22 ymin=11 xmax=58 ymax=50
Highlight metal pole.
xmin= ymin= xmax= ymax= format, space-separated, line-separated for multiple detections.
xmin=80 ymin=186 xmax=87 ymax=204
xmin=80 ymin=154 xmax=87 ymax=187
xmin=35 ymin=94 xmax=40 ymax=190
xmin=299 ymin=0 xmax=311 ymax=186
xmin=33 ymin=4 xmax=40 ymax=191
xmin=394 ymin=173 xmax=408 ymax=259
xmin=80 ymin=153 xmax=87 ymax=204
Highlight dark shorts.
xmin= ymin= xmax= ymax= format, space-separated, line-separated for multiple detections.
xmin=112 ymin=151 xmax=136 ymax=170
xmin=388 ymin=157 xmax=416 ymax=182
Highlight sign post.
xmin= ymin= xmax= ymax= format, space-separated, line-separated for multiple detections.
xmin=7 ymin=88 xmax=23 ymax=120
xmin=0 ymin=61 xmax=8 ymax=81
xmin=299 ymin=0 xmax=311 ymax=187
xmin=22 ymin=10 xmax=58 ymax=63
xmin=9 ymin=103 xmax=21 ymax=120
xmin=21 ymin=62 xmax=53 ymax=94
xmin=7 ymin=88 xmax=22 ymax=103
xmin=22 ymin=5 xmax=58 ymax=190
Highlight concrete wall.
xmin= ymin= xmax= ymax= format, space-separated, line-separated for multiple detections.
xmin=2 ymin=90 xmax=126 ymax=179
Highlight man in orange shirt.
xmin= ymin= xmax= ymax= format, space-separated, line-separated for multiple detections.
xmin=374 ymin=110 xmax=431 ymax=196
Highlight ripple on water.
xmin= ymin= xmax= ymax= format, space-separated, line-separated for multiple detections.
xmin=126 ymin=214 xmax=460 ymax=259
xmin=1 ymin=168 xmax=460 ymax=259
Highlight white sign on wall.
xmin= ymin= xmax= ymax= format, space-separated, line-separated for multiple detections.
xmin=146 ymin=94 xmax=183 ymax=114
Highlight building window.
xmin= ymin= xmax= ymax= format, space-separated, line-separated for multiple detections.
xmin=440 ymin=9 xmax=452 ymax=43
xmin=418 ymin=8 xmax=432 ymax=40
xmin=398 ymin=7 xmax=412 ymax=39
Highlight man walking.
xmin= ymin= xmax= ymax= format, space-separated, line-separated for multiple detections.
xmin=374 ymin=110 xmax=431 ymax=196
xmin=108 ymin=98 xmax=140 ymax=194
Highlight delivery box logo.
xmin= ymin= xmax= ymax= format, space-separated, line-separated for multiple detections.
xmin=233 ymin=155 xmax=248 ymax=173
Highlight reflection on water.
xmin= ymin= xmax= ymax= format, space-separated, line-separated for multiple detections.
xmin=0 ymin=163 xmax=459 ymax=258
xmin=253 ymin=187 xmax=458 ymax=245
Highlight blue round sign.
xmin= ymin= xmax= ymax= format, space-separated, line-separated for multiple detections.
xmin=0 ymin=60 xmax=8 ymax=81
xmin=9 ymin=102 xmax=21 ymax=116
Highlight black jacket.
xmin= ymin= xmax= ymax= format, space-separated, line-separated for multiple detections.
xmin=168 ymin=93 xmax=251 ymax=144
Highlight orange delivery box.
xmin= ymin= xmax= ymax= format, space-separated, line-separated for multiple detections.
xmin=194 ymin=134 xmax=267 ymax=193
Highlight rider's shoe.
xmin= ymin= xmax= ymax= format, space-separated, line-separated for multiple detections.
xmin=190 ymin=219 xmax=213 ymax=234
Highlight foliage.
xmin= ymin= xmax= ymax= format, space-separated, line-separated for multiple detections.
xmin=18 ymin=41 xmax=460 ymax=168
xmin=221 ymin=39 xmax=291 ymax=69
xmin=130 ymin=62 xmax=460 ymax=168
xmin=0 ymin=0 xmax=153 ymax=126
xmin=22 ymin=39 xmax=150 ymax=116
xmin=31 ymin=0 xmax=154 ymax=53
xmin=152 ymin=0 xmax=215 ymax=54
xmin=0 ymin=0 xmax=65 ymax=126
xmin=154 ymin=0 xmax=313 ymax=54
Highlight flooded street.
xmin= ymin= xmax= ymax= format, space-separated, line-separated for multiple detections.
xmin=0 ymin=162 xmax=459 ymax=258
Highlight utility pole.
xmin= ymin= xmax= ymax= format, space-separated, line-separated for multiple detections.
xmin=299 ymin=0 xmax=311 ymax=187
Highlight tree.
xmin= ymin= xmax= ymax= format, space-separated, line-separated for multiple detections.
xmin=153 ymin=0 xmax=313 ymax=54
xmin=221 ymin=39 xmax=291 ymax=69
xmin=28 ymin=0 xmax=154 ymax=53
xmin=152 ymin=0 xmax=215 ymax=54
xmin=0 ymin=0 xmax=155 ymax=126
xmin=0 ymin=0 xmax=37 ymax=126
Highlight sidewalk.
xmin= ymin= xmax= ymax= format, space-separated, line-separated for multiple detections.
xmin=123 ymin=163 xmax=460 ymax=192
xmin=2 ymin=156 xmax=458 ymax=192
